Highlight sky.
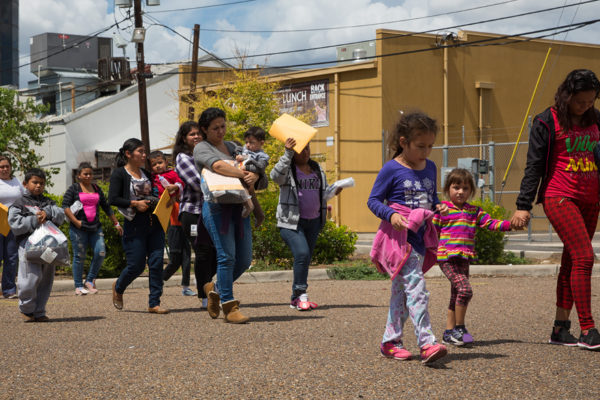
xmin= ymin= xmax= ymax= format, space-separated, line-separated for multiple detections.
xmin=16 ymin=0 xmax=600 ymax=88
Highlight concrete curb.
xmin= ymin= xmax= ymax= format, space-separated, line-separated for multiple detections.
xmin=51 ymin=264 xmax=600 ymax=293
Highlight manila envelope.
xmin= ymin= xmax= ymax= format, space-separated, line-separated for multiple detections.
xmin=0 ymin=203 xmax=9 ymax=236
xmin=269 ymin=113 xmax=317 ymax=153
xmin=152 ymin=191 xmax=173 ymax=233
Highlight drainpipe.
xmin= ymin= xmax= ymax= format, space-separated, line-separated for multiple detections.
xmin=334 ymin=72 xmax=341 ymax=224
xmin=443 ymin=46 xmax=448 ymax=146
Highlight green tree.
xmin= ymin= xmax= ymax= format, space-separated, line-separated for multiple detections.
xmin=0 ymin=87 xmax=58 ymax=182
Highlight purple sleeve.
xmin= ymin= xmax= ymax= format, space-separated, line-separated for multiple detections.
xmin=367 ymin=164 xmax=396 ymax=222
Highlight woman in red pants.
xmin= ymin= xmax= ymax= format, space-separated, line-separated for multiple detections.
xmin=512 ymin=69 xmax=600 ymax=350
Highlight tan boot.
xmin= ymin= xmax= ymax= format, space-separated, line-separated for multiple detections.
xmin=112 ymin=281 xmax=123 ymax=310
xmin=221 ymin=300 xmax=249 ymax=324
xmin=203 ymin=282 xmax=220 ymax=319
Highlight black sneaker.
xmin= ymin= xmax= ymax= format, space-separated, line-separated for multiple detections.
xmin=549 ymin=322 xmax=578 ymax=346
xmin=578 ymin=328 xmax=600 ymax=351
xmin=442 ymin=329 xmax=464 ymax=346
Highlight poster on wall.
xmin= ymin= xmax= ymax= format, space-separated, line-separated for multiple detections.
xmin=275 ymin=80 xmax=329 ymax=127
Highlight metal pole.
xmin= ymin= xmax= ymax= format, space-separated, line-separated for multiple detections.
xmin=134 ymin=0 xmax=151 ymax=157
xmin=381 ymin=130 xmax=386 ymax=166
xmin=488 ymin=141 xmax=495 ymax=202
xmin=442 ymin=145 xmax=448 ymax=168
xmin=187 ymin=24 xmax=200 ymax=121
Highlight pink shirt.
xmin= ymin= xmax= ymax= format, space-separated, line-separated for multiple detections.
xmin=79 ymin=192 xmax=99 ymax=222
xmin=545 ymin=108 xmax=599 ymax=203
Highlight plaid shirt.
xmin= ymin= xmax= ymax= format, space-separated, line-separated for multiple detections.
xmin=176 ymin=152 xmax=203 ymax=215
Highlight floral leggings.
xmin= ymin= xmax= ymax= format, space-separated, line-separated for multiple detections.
xmin=382 ymin=250 xmax=437 ymax=348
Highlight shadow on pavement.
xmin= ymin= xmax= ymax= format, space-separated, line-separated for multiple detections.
xmin=249 ymin=315 xmax=325 ymax=323
xmin=45 ymin=316 xmax=106 ymax=323
xmin=168 ymin=307 xmax=205 ymax=313
xmin=318 ymin=304 xmax=380 ymax=310
xmin=244 ymin=302 xmax=290 ymax=308
xmin=471 ymin=339 xmax=524 ymax=346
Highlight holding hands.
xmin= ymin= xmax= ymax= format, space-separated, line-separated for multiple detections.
xmin=510 ymin=210 xmax=530 ymax=230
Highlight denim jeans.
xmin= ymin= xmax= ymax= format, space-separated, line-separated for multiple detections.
xmin=116 ymin=214 xmax=165 ymax=308
xmin=279 ymin=217 xmax=322 ymax=301
xmin=0 ymin=231 xmax=18 ymax=296
xmin=162 ymin=224 xmax=192 ymax=286
xmin=69 ymin=226 xmax=106 ymax=289
xmin=202 ymin=202 xmax=252 ymax=303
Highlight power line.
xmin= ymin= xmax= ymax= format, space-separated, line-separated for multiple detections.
xmin=211 ymin=0 xmax=600 ymax=63
xmin=145 ymin=0 xmax=256 ymax=14
xmin=144 ymin=13 xmax=234 ymax=68
xmin=5 ymin=17 xmax=131 ymax=76
xmin=198 ymin=0 xmax=520 ymax=33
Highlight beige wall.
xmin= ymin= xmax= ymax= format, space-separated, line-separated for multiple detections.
xmin=179 ymin=30 xmax=600 ymax=233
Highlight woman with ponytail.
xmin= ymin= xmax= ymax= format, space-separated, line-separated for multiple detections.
xmin=108 ymin=138 xmax=168 ymax=314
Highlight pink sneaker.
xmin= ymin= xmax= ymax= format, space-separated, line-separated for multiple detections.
xmin=84 ymin=281 xmax=98 ymax=294
xmin=380 ymin=342 xmax=412 ymax=360
xmin=420 ymin=343 xmax=447 ymax=364
xmin=290 ymin=293 xmax=314 ymax=311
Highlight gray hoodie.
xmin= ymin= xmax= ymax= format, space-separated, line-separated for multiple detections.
xmin=270 ymin=148 xmax=328 ymax=230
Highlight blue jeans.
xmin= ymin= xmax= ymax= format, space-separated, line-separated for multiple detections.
xmin=279 ymin=217 xmax=322 ymax=301
xmin=202 ymin=202 xmax=252 ymax=303
xmin=69 ymin=226 xmax=106 ymax=289
xmin=116 ymin=214 xmax=165 ymax=308
xmin=0 ymin=231 xmax=18 ymax=296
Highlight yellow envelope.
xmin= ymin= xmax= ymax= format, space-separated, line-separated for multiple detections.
xmin=0 ymin=203 xmax=9 ymax=236
xmin=269 ymin=113 xmax=317 ymax=153
xmin=152 ymin=191 xmax=173 ymax=233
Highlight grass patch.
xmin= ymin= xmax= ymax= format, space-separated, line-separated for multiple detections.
xmin=326 ymin=259 xmax=387 ymax=280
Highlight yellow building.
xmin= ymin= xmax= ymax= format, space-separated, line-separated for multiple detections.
xmin=180 ymin=29 xmax=600 ymax=233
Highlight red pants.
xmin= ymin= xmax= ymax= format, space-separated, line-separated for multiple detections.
xmin=543 ymin=197 xmax=599 ymax=330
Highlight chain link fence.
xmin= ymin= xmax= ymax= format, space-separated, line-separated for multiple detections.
xmin=429 ymin=140 xmax=558 ymax=242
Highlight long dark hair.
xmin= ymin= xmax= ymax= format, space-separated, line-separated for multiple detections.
xmin=172 ymin=121 xmax=200 ymax=162
xmin=554 ymin=69 xmax=600 ymax=133
xmin=115 ymin=138 xmax=144 ymax=167
xmin=198 ymin=107 xmax=226 ymax=138
xmin=389 ymin=111 xmax=438 ymax=158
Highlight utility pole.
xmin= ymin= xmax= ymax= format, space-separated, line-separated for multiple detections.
xmin=187 ymin=24 xmax=200 ymax=121
xmin=133 ymin=0 xmax=151 ymax=157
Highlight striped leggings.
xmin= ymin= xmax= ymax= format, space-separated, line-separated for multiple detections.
xmin=543 ymin=197 xmax=599 ymax=331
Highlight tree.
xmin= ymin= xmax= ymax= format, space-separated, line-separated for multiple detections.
xmin=0 ymin=87 xmax=58 ymax=183
xmin=188 ymin=70 xmax=281 ymax=162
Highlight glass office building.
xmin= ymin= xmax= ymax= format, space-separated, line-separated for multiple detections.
xmin=0 ymin=0 xmax=19 ymax=87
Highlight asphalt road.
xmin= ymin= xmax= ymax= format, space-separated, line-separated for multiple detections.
xmin=1 ymin=276 xmax=599 ymax=399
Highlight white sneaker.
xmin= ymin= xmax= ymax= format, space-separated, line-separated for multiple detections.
xmin=201 ymin=298 xmax=208 ymax=309
xmin=75 ymin=287 xmax=89 ymax=295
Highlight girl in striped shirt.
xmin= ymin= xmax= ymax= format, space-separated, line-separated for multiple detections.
xmin=433 ymin=168 xmax=514 ymax=346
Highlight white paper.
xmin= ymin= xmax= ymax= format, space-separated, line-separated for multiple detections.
xmin=40 ymin=248 xmax=58 ymax=264
xmin=70 ymin=200 xmax=83 ymax=214
xmin=324 ymin=177 xmax=355 ymax=202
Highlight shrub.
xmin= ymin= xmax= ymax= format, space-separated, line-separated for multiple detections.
xmin=327 ymin=262 xmax=387 ymax=280
xmin=471 ymin=198 xmax=510 ymax=265
xmin=46 ymin=181 xmax=126 ymax=278
xmin=252 ymin=184 xmax=357 ymax=268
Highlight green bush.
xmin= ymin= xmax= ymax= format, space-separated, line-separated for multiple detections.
xmin=46 ymin=181 xmax=126 ymax=278
xmin=252 ymin=185 xmax=357 ymax=268
xmin=471 ymin=198 xmax=510 ymax=265
xmin=327 ymin=262 xmax=387 ymax=280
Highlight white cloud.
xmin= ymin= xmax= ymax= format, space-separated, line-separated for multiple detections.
xmin=16 ymin=0 xmax=600 ymax=87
